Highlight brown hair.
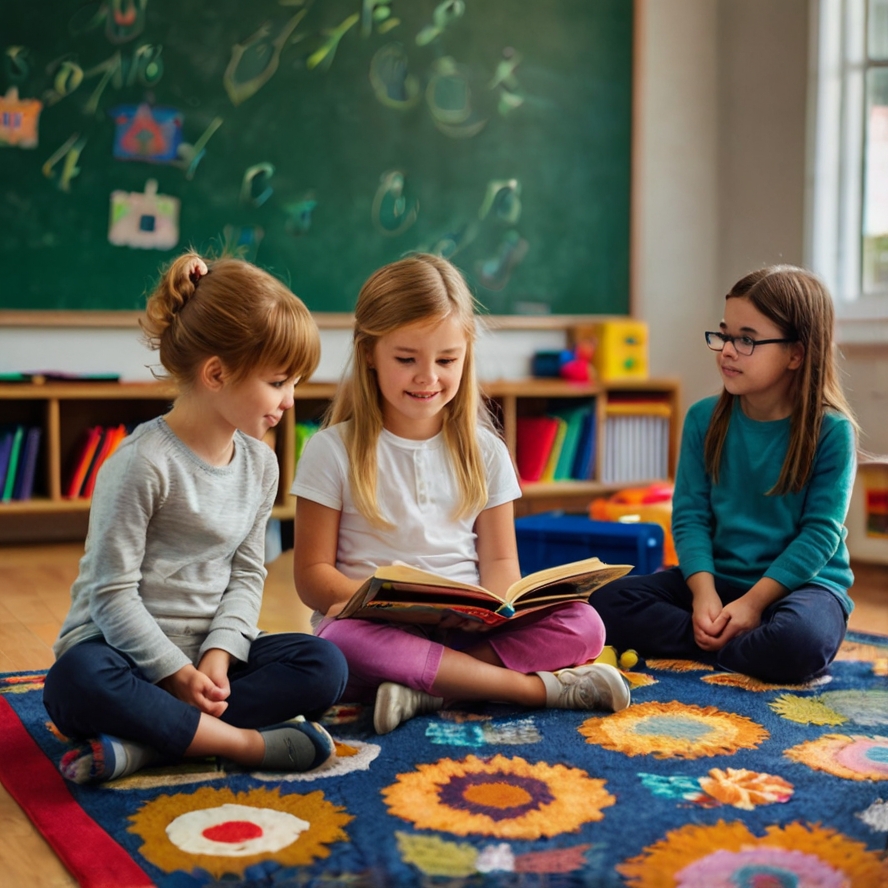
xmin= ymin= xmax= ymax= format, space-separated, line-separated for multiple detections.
xmin=704 ymin=265 xmax=858 ymax=494
xmin=140 ymin=251 xmax=320 ymax=387
xmin=327 ymin=253 xmax=493 ymax=528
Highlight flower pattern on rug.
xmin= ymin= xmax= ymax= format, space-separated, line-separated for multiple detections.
xmin=382 ymin=753 xmax=614 ymax=839
xmin=784 ymin=733 xmax=888 ymax=781
xmin=127 ymin=785 xmax=352 ymax=878
xmin=425 ymin=716 xmax=542 ymax=747
xmin=0 ymin=673 xmax=45 ymax=694
xmin=617 ymin=821 xmax=888 ymax=887
xmin=640 ymin=767 xmax=794 ymax=810
xmin=771 ymin=689 xmax=888 ymax=727
xmin=579 ymin=701 xmax=769 ymax=759
xmin=701 ymin=671 xmax=831 ymax=691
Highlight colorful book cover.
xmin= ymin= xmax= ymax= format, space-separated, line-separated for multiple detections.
xmin=515 ymin=416 xmax=559 ymax=483
xmin=295 ymin=421 xmax=321 ymax=465
xmin=1 ymin=425 xmax=25 ymax=502
xmin=11 ymin=426 xmax=41 ymax=501
xmin=552 ymin=407 xmax=589 ymax=481
xmin=539 ymin=417 xmax=568 ymax=483
xmin=80 ymin=425 xmax=126 ymax=499
xmin=64 ymin=426 xmax=103 ymax=499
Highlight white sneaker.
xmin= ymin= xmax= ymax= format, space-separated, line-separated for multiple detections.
xmin=373 ymin=682 xmax=444 ymax=734
xmin=538 ymin=663 xmax=631 ymax=712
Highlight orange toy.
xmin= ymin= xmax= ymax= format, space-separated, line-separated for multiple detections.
xmin=590 ymin=484 xmax=677 ymax=566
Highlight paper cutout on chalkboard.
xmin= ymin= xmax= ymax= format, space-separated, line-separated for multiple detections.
xmin=224 ymin=10 xmax=306 ymax=106
xmin=306 ymin=12 xmax=359 ymax=71
xmin=426 ymin=57 xmax=487 ymax=138
xmin=4 ymin=47 xmax=31 ymax=84
xmin=0 ymin=87 xmax=42 ymax=148
xmin=416 ymin=0 xmax=465 ymax=46
xmin=111 ymin=103 xmax=182 ymax=163
xmin=369 ymin=44 xmax=420 ymax=109
xmin=372 ymin=171 xmax=419 ymax=236
xmin=70 ymin=0 xmax=147 ymax=45
xmin=489 ymin=48 xmax=525 ymax=116
xmin=42 ymin=133 xmax=87 ymax=192
xmin=109 ymin=179 xmax=179 ymax=250
xmin=240 ymin=163 xmax=275 ymax=207
xmin=284 ymin=196 xmax=317 ymax=236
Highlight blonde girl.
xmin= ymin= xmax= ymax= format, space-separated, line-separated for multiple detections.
xmin=292 ymin=253 xmax=629 ymax=734
xmin=594 ymin=265 xmax=858 ymax=683
xmin=44 ymin=252 xmax=348 ymax=783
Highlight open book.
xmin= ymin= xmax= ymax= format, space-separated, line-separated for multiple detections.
xmin=335 ymin=558 xmax=632 ymax=627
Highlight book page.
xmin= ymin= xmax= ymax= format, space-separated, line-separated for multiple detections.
xmin=506 ymin=558 xmax=632 ymax=603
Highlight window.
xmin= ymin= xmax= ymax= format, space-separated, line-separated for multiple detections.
xmin=809 ymin=0 xmax=888 ymax=318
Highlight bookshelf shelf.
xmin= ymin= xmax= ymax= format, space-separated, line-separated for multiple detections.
xmin=0 ymin=376 xmax=680 ymax=537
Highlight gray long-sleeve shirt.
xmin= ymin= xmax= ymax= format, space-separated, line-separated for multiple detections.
xmin=53 ymin=416 xmax=278 ymax=683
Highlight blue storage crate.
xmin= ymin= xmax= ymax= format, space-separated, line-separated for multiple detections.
xmin=515 ymin=512 xmax=664 ymax=576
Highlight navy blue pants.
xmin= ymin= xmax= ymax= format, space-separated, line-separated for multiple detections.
xmin=593 ymin=567 xmax=848 ymax=683
xmin=43 ymin=633 xmax=348 ymax=759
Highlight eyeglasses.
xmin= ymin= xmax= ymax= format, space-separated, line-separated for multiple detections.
xmin=704 ymin=331 xmax=796 ymax=356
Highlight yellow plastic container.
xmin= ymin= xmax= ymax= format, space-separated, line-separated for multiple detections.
xmin=586 ymin=320 xmax=649 ymax=381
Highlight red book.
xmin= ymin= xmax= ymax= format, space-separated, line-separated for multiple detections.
xmin=516 ymin=416 xmax=560 ymax=483
xmin=64 ymin=426 xmax=103 ymax=499
xmin=80 ymin=424 xmax=127 ymax=499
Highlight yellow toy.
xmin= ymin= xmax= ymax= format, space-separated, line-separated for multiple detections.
xmin=593 ymin=645 xmax=639 ymax=671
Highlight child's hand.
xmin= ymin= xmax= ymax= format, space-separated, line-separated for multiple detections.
xmin=713 ymin=596 xmax=763 ymax=644
xmin=160 ymin=664 xmax=230 ymax=717
xmin=690 ymin=584 xmax=729 ymax=650
xmin=198 ymin=648 xmax=233 ymax=699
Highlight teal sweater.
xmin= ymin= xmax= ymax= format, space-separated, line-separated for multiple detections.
xmin=672 ymin=396 xmax=856 ymax=615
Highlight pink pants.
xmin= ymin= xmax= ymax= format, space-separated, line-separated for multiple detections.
xmin=317 ymin=601 xmax=606 ymax=702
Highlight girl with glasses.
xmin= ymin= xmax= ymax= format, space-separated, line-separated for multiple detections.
xmin=593 ymin=265 xmax=859 ymax=683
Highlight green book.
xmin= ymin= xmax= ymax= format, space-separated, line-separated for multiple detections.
xmin=1 ymin=425 xmax=25 ymax=502
xmin=552 ymin=407 xmax=589 ymax=481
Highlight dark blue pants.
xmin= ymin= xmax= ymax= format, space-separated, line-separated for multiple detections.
xmin=43 ymin=633 xmax=348 ymax=759
xmin=592 ymin=567 xmax=848 ymax=683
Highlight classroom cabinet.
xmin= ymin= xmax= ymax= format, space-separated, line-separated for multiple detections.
xmin=0 ymin=377 xmax=679 ymax=533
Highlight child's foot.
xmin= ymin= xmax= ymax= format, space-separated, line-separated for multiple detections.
xmin=537 ymin=663 xmax=631 ymax=712
xmin=373 ymin=682 xmax=444 ymax=734
xmin=258 ymin=716 xmax=336 ymax=771
xmin=59 ymin=734 xmax=161 ymax=784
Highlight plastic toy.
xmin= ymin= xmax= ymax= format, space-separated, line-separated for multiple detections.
xmin=592 ymin=645 xmax=639 ymax=671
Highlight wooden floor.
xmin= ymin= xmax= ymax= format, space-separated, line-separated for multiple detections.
xmin=0 ymin=543 xmax=886 ymax=887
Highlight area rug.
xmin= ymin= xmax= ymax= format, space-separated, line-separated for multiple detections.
xmin=2 ymin=632 xmax=887 ymax=888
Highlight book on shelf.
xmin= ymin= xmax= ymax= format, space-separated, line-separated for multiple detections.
xmin=539 ymin=416 xmax=567 ymax=482
xmin=80 ymin=424 xmax=126 ymax=498
xmin=335 ymin=557 xmax=633 ymax=628
xmin=64 ymin=426 xmax=103 ymax=499
xmin=571 ymin=409 xmax=597 ymax=480
xmin=11 ymin=426 xmax=41 ymax=501
xmin=552 ymin=405 xmax=592 ymax=481
xmin=295 ymin=420 xmax=321 ymax=465
xmin=515 ymin=416 xmax=559 ymax=483
xmin=1 ymin=425 xmax=25 ymax=502
xmin=0 ymin=427 xmax=17 ymax=495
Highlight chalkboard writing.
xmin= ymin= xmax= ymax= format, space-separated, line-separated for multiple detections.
xmin=0 ymin=0 xmax=632 ymax=315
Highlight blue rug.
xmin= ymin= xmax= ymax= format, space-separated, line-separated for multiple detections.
xmin=2 ymin=631 xmax=887 ymax=887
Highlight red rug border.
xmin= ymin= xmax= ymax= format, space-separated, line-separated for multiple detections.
xmin=0 ymin=695 xmax=154 ymax=888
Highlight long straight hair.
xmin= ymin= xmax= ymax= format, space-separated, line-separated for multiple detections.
xmin=704 ymin=265 xmax=857 ymax=494
xmin=327 ymin=254 xmax=491 ymax=528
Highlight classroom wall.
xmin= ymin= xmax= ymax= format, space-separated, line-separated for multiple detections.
xmin=2 ymin=0 xmax=886 ymax=452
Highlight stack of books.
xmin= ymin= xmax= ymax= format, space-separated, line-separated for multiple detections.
xmin=64 ymin=424 xmax=128 ymax=499
xmin=515 ymin=402 xmax=597 ymax=484
xmin=0 ymin=425 xmax=42 ymax=502
xmin=601 ymin=397 xmax=671 ymax=484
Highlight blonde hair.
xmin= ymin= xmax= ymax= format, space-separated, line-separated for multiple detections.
xmin=140 ymin=251 xmax=320 ymax=387
xmin=327 ymin=253 xmax=492 ymax=528
xmin=704 ymin=265 xmax=858 ymax=494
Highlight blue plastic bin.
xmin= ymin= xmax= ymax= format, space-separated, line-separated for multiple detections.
xmin=515 ymin=512 xmax=664 ymax=576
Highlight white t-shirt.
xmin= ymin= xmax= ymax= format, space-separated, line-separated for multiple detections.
xmin=291 ymin=422 xmax=521 ymax=585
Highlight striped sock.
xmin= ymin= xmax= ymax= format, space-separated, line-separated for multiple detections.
xmin=59 ymin=734 xmax=160 ymax=784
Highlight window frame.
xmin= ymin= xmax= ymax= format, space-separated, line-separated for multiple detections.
xmin=807 ymin=0 xmax=888 ymax=329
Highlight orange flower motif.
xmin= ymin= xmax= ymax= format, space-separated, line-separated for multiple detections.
xmin=698 ymin=767 xmax=793 ymax=810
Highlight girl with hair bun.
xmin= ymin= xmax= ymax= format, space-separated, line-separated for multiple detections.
xmin=44 ymin=251 xmax=348 ymax=784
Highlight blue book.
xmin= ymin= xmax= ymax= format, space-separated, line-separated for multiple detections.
xmin=12 ymin=426 xmax=42 ymax=500
xmin=0 ymin=427 xmax=15 ymax=493
xmin=1 ymin=425 xmax=25 ymax=502
xmin=571 ymin=409 xmax=597 ymax=480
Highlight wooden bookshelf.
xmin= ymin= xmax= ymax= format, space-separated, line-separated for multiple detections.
xmin=0 ymin=377 xmax=679 ymax=537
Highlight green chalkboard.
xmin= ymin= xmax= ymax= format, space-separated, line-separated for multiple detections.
xmin=0 ymin=0 xmax=632 ymax=315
